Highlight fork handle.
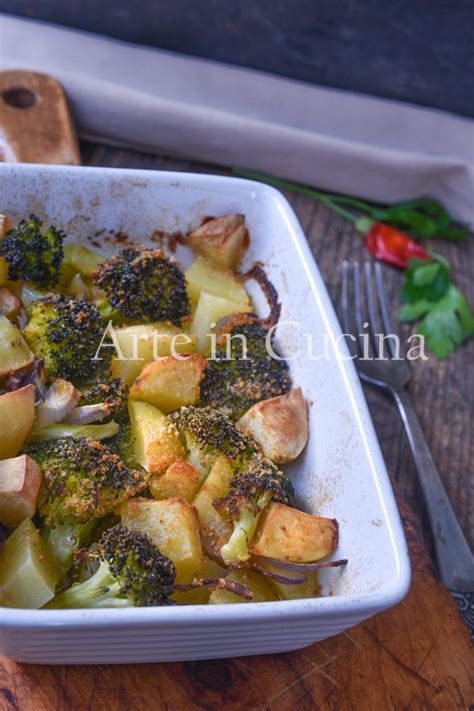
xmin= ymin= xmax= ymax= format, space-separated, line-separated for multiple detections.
xmin=393 ymin=389 xmax=474 ymax=592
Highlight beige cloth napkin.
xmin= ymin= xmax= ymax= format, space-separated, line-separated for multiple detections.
xmin=1 ymin=13 xmax=473 ymax=223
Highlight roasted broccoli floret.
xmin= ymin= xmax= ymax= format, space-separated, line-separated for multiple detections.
xmin=26 ymin=437 xmax=146 ymax=570
xmin=92 ymin=246 xmax=189 ymax=325
xmin=80 ymin=379 xmax=138 ymax=468
xmin=46 ymin=525 xmax=176 ymax=608
xmin=170 ymin=405 xmax=257 ymax=476
xmin=29 ymin=436 xmax=145 ymax=523
xmin=200 ymin=321 xmax=291 ymax=420
xmin=80 ymin=378 xmax=126 ymax=412
xmin=23 ymin=294 xmax=107 ymax=385
xmin=0 ymin=214 xmax=64 ymax=289
xmin=214 ymin=458 xmax=293 ymax=563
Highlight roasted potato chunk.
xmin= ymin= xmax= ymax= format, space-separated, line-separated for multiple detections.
xmin=120 ymin=497 xmax=203 ymax=582
xmin=111 ymin=322 xmax=197 ymax=385
xmin=151 ymin=459 xmax=200 ymax=503
xmin=130 ymin=353 xmax=207 ymax=412
xmin=0 ymin=455 xmax=42 ymax=528
xmin=190 ymin=291 xmax=251 ymax=354
xmin=188 ymin=215 xmax=249 ymax=270
xmin=0 ymin=315 xmax=34 ymax=377
xmin=237 ymin=388 xmax=308 ymax=464
xmin=249 ymin=503 xmax=338 ymax=562
xmin=193 ymin=455 xmax=234 ymax=555
xmin=128 ymin=400 xmax=184 ymax=475
xmin=0 ymin=385 xmax=36 ymax=460
xmin=0 ymin=260 xmax=7 ymax=288
xmin=0 ymin=518 xmax=60 ymax=609
xmin=185 ymin=256 xmax=250 ymax=308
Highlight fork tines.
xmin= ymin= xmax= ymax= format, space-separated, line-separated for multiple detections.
xmin=340 ymin=261 xmax=411 ymax=388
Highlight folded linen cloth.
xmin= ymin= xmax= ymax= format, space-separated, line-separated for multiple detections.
xmin=1 ymin=13 xmax=473 ymax=223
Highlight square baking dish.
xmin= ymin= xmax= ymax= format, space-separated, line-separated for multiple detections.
xmin=0 ymin=163 xmax=410 ymax=664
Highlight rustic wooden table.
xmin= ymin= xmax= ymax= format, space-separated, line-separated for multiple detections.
xmin=0 ymin=142 xmax=472 ymax=710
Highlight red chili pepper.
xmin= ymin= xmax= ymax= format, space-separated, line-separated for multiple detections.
xmin=364 ymin=221 xmax=429 ymax=269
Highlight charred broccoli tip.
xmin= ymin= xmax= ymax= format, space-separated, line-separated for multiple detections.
xmin=26 ymin=436 xmax=146 ymax=526
xmin=80 ymin=378 xmax=138 ymax=469
xmin=170 ymin=405 xmax=257 ymax=474
xmin=0 ymin=214 xmax=64 ymax=289
xmin=23 ymin=293 xmax=106 ymax=385
xmin=47 ymin=525 xmax=176 ymax=608
xmin=200 ymin=321 xmax=291 ymax=420
xmin=93 ymin=246 xmax=189 ymax=326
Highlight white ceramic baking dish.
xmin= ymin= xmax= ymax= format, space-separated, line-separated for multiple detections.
xmin=0 ymin=164 xmax=410 ymax=664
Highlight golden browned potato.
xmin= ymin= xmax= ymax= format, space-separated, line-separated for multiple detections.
xmin=151 ymin=459 xmax=200 ymax=503
xmin=111 ymin=322 xmax=197 ymax=386
xmin=187 ymin=215 xmax=249 ymax=270
xmin=249 ymin=503 xmax=338 ymax=562
xmin=193 ymin=455 xmax=234 ymax=555
xmin=0 ymin=455 xmax=42 ymax=527
xmin=0 ymin=315 xmax=34 ymax=378
xmin=0 ymin=215 xmax=11 ymax=236
xmin=0 ymin=261 xmax=7 ymax=288
xmin=130 ymin=353 xmax=207 ymax=413
xmin=190 ymin=291 xmax=251 ymax=354
xmin=185 ymin=256 xmax=250 ymax=308
xmin=120 ymin=497 xmax=203 ymax=582
xmin=0 ymin=518 xmax=60 ymax=609
xmin=0 ymin=385 xmax=36 ymax=460
xmin=128 ymin=400 xmax=184 ymax=475
xmin=208 ymin=569 xmax=278 ymax=604
xmin=237 ymin=388 xmax=308 ymax=464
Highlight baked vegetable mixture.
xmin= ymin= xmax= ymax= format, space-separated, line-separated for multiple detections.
xmin=0 ymin=212 xmax=345 ymax=608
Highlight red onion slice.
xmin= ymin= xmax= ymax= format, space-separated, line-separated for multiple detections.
xmin=240 ymin=262 xmax=281 ymax=329
xmin=251 ymin=555 xmax=348 ymax=572
xmin=230 ymin=561 xmax=307 ymax=585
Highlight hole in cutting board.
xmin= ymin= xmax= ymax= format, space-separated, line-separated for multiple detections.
xmin=2 ymin=87 xmax=37 ymax=109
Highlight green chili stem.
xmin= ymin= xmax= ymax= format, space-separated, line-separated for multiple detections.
xmin=318 ymin=194 xmax=377 ymax=215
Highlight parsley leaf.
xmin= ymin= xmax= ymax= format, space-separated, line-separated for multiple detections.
xmin=401 ymin=257 xmax=450 ymax=303
xmin=400 ymin=259 xmax=474 ymax=358
xmin=381 ymin=199 xmax=469 ymax=240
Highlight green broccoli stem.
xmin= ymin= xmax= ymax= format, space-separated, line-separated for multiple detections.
xmin=183 ymin=441 xmax=208 ymax=479
xmin=220 ymin=504 xmax=266 ymax=564
xmin=45 ymin=560 xmax=129 ymax=609
xmin=43 ymin=519 xmax=97 ymax=572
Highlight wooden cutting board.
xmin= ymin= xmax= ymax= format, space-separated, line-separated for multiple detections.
xmin=0 ymin=70 xmax=471 ymax=710
xmin=0 ymin=70 xmax=80 ymax=164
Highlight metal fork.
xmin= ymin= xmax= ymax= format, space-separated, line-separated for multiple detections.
xmin=340 ymin=260 xmax=474 ymax=635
